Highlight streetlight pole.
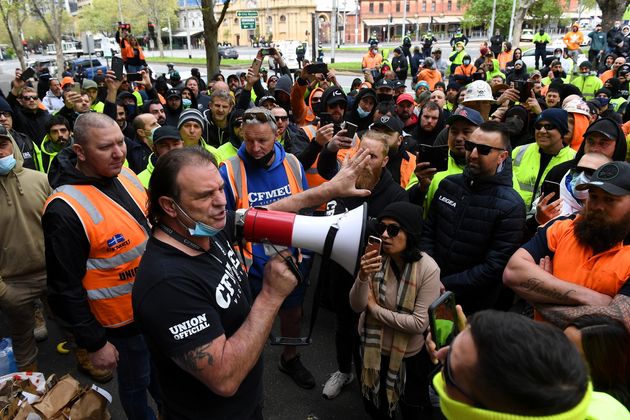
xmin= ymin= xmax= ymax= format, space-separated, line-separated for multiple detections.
xmin=489 ymin=0 xmax=497 ymax=39
xmin=508 ymin=0 xmax=517 ymax=43
xmin=354 ymin=1 xmax=358 ymax=45
xmin=402 ymin=0 xmax=407 ymax=40
xmin=185 ymin=8 xmax=192 ymax=59
xmin=331 ymin=0 xmax=337 ymax=63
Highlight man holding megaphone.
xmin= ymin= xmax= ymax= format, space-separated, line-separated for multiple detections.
xmin=132 ymin=145 xmax=371 ymax=420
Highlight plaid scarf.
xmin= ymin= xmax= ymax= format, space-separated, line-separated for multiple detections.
xmin=361 ymin=257 xmax=419 ymax=415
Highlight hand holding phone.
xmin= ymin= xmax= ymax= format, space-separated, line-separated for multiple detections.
xmin=342 ymin=121 xmax=358 ymax=139
xmin=20 ymin=67 xmax=36 ymax=81
xmin=428 ymin=292 xmax=459 ymax=350
xmin=111 ymin=56 xmax=124 ymax=80
xmin=365 ymin=235 xmax=382 ymax=256
xmin=359 ymin=236 xmax=383 ymax=282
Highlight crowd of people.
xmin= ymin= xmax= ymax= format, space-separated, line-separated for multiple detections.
xmin=1 ymin=17 xmax=630 ymax=420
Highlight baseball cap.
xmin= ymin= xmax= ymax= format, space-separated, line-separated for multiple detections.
xmin=583 ymin=118 xmax=620 ymax=141
xmin=0 ymin=125 xmax=10 ymax=138
xmin=370 ymin=115 xmax=404 ymax=134
xmin=259 ymin=95 xmax=277 ymax=105
xmin=446 ymin=106 xmax=483 ymax=126
xmin=61 ymin=77 xmax=74 ymax=89
xmin=326 ymin=87 xmax=347 ymax=105
xmin=394 ymin=80 xmax=405 ymax=90
xmin=170 ymin=71 xmax=181 ymax=81
xmin=618 ymin=64 xmax=630 ymax=76
xmin=396 ymin=93 xmax=415 ymax=105
xmin=166 ymin=89 xmax=181 ymax=99
xmin=375 ymin=79 xmax=395 ymax=90
xmin=82 ymin=79 xmax=98 ymax=90
xmin=576 ymin=161 xmax=630 ymax=196
xmin=153 ymin=126 xmax=182 ymax=144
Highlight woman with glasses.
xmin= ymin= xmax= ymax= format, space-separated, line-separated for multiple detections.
xmin=350 ymin=202 xmax=441 ymax=419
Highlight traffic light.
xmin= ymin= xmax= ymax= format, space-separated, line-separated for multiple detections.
xmin=148 ymin=21 xmax=156 ymax=38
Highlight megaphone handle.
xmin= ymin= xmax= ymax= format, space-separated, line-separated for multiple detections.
xmin=282 ymin=254 xmax=303 ymax=286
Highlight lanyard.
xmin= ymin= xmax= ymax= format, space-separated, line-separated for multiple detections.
xmin=158 ymin=223 xmax=227 ymax=264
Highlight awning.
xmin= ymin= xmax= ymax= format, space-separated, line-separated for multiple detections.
xmin=363 ymin=17 xmax=429 ymax=26
xmin=363 ymin=19 xmax=390 ymax=26
xmin=433 ymin=15 xmax=463 ymax=24
xmin=171 ymin=29 xmax=204 ymax=38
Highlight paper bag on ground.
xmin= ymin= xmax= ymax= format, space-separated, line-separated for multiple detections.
xmin=32 ymin=375 xmax=80 ymax=418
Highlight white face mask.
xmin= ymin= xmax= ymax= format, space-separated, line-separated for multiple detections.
xmin=569 ymin=170 xmax=590 ymax=201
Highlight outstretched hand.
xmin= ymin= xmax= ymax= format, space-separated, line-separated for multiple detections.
xmin=327 ymin=148 xmax=371 ymax=198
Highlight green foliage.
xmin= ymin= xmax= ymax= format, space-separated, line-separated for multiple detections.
xmin=528 ymin=0 xmax=563 ymax=27
xmin=77 ymin=0 xmax=120 ymax=34
xmin=460 ymin=0 xmax=514 ymax=33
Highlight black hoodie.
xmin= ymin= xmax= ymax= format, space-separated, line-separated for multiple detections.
xmin=42 ymin=148 xmax=150 ymax=352
xmin=413 ymin=105 xmax=446 ymax=149
xmin=346 ymin=88 xmax=377 ymax=133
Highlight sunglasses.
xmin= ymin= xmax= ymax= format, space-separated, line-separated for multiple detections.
xmin=534 ymin=123 xmax=558 ymax=132
xmin=375 ymin=222 xmax=401 ymax=238
xmin=243 ymin=111 xmax=276 ymax=124
xmin=275 ymin=115 xmax=289 ymax=121
xmin=0 ymin=111 xmax=11 ymax=118
xmin=21 ymin=96 xmax=37 ymax=101
xmin=463 ymin=140 xmax=505 ymax=155
xmin=575 ymin=166 xmax=596 ymax=177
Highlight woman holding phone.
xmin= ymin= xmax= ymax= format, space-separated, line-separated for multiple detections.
xmin=350 ymin=202 xmax=441 ymax=419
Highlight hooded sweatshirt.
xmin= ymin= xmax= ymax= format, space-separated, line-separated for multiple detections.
xmin=42 ymin=89 xmax=64 ymax=114
xmin=216 ymin=109 xmax=245 ymax=162
xmin=346 ymin=88 xmax=377 ymax=133
xmin=413 ymin=106 xmax=446 ymax=148
xmin=42 ymin=148 xmax=150 ymax=351
xmin=0 ymin=135 xmax=51 ymax=294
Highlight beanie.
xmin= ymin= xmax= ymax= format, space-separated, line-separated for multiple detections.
xmin=0 ymin=96 xmax=12 ymax=114
xmin=377 ymin=202 xmax=424 ymax=244
xmin=536 ymin=108 xmax=569 ymax=136
xmin=178 ymin=108 xmax=206 ymax=131
xmin=274 ymin=75 xmax=293 ymax=96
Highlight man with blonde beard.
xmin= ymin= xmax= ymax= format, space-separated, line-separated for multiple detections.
xmin=320 ymin=130 xmax=409 ymax=399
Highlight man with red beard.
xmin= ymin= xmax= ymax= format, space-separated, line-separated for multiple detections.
xmin=319 ymin=129 xmax=408 ymax=400
xmin=504 ymin=161 xmax=630 ymax=316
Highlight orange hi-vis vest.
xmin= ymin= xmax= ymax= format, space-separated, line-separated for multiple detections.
xmin=301 ymin=124 xmax=328 ymax=188
xmin=399 ymin=153 xmax=417 ymax=189
xmin=43 ymin=167 xmax=149 ymax=329
xmin=222 ymin=153 xmax=304 ymax=268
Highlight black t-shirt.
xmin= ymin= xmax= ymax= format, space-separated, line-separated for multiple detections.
xmin=132 ymin=212 xmax=263 ymax=420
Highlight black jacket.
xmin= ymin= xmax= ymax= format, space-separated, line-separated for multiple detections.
xmin=10 ymin=129 xmax=38 ymax=170
xmin=391 ymin=55 xmax=408 ymax=80
xmin=125 ymin=136 xmax=152 ymax=174
xmin=202 ymin=109 xmax=230 ymax=148
xmin=346 ymin=88 xmax=377 ymax=133
xmin=420 ymin=159 xmax=526 ymax=313
xmin=7 ymin=92 xmax=51 ymax=145
xmin=42 ymin=148 xmax=149 ymax=352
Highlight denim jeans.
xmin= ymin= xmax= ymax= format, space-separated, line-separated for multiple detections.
xmin=108 ymin=334 xmax=162 ymax=420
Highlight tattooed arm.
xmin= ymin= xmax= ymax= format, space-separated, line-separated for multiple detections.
xmin=536 ymin=294 xmax=630 ymax=332
xmin=503 ymin=248 xmax=613 ymax=306
xmin=172 ymin=255 xmax=297 ymax=397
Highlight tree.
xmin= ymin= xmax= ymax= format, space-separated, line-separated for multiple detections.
xmin=595 ymin=0 xmax=625 ymax=30
xmin=77 ymin=0 xmax=121 ymax=35
xmin=200 ymin=0 xmax=231 ymax=78
xmin=511 ymin=0 xmax=537 ymax=49
xmin=528 ymin=0 xmax=563 ymax=31
xmin=0 ymin=0 xmax=28 ymax=69
xmin=30 ymin=0 xmax=67 ymax=78
xmin=461 ymin=0 xmax=514 ymax=35
xmin=128 ymin=0 xmax=178 ymax=58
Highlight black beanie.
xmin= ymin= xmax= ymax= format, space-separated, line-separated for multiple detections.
xmin=0 ymin=97 xmax=12 ymax=114
xmin=377 ymin=202 xmax=423 ymax=243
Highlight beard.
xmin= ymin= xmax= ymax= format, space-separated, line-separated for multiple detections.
xmin=356 ymin=166 xmax=381 ymax=190
xmin=574 ymin=209 xmax=630 ymax=255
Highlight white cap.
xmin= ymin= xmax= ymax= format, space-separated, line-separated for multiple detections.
xmin=563 ymin=99 xmax=590 ymax=117
xmin=462 ymin=80 xmax=494 ymax=103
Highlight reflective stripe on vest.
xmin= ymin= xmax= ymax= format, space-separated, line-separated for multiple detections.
xmin=43 ymin=167 xmax=148 ymax=328
xmin=301 ymin=124 xmax=327 ymax=188
xmin=223 ymin=154 xmax=304 ymax=268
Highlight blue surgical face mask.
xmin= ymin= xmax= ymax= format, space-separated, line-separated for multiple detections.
xmin=172 ymin=200 xmax=221 ymax=237
xmin=182 ymin=98 xmax=192 ymax=109
xmin=356 ymin=106 xmax=370 ymax=118
xmin=0 ymin=154 xmax=16 ymax=175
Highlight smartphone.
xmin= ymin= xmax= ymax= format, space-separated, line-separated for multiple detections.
xmin=20 ymin=67 xmax=36 ymax=81
xmin=516 ymin=81 xmax=533 ymax=103
xmin=542 ymin=180 xmax=561 ymax=203
xmin=260 ymin=47 xmax=277 ymax=56
xmin=307 ymin=63 xmax=328 ymax=75
xmin=112 ymin=56 xmax=124 ymax=80
xmin=319 ymin=112 xmax=333 ymax=127
xmin=251 ymin=57 xmax=263 ymax=75
xmin=71 ymin=83 xmax=82 ymax=94
xmin=342 ymin=121 xmax=358 ymax=139
xmin=366 ymin=236 xmax=382 ymax=255
xmin=126 ymin=72 xmax=143 ymax=82
xmin=428 ymin=291 xmax=459 ymax=350
xmin=418 ymin=144 xmax=449 ymax=172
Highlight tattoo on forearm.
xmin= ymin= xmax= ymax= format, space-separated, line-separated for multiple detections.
xmin=537 ymin=295 xmax=630 ymax=332
xmin=520 ymin=278 xmax=576 ymax=302
xmin=174 ymin=341 xmax=214 ymax=373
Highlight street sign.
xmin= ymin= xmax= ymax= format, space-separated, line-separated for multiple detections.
xmin=240 ymin=18 xmax=256 ymax=29
xmin=236 ymin=11 xmax=258 ymax=17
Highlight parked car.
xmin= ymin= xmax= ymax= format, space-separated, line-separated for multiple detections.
xmin=218 ymin=45 xmax=239 ymax=59
xmin=520 ymin=29 xmax=534 ymax=42
xmin=66 ymin=58 xmax=108 ymax=79
xmin=521 ymin=46 xmax=587 ymax=72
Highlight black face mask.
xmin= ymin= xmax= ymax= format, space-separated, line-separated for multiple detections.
xmin=539 ymin=30 xmax=544 ymax=35
xmin=312 ymin=102 xmax=321 ymax=115
xmin=247 ymin=148 xmax=275 ymax=168
xmin=376 ymin=93 xmax=393 ymax=103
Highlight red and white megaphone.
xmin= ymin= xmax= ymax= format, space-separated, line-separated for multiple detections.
xmin=235 ymin=203 xmax=367 ymax=276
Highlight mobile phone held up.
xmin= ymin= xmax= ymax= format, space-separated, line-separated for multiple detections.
xmin=418 ymin=144 xmax=449 ymax=172
xmin=126 ymin=73 xmax=143 ymax=82
xmin=428 ymin=291 xmax=459 ymax=350
xmin=260 ymin=47 xmax=277 ymax=56
xmin=20 ymin=67 xmax=36 ymax=81
xmin=111 ymin=56 xmax=124 ymax=81
xmin=365 ymin=235 xmax=382 ymax=256
xmin=307 ymin=63 xmax=328 ymax=75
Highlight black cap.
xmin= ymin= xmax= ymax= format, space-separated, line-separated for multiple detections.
xmin=375 ymin=79 xmax=395 ymax=90
xmin=153 ymin=126 xmax=182 ymax=144
xmin=394 ymin=80 xmax=405 ymax=90
xmin=618 ymin=64 xmax=630 ymax=76
xmin=0 ymin=125 xmax=10 ymax=138
xmin=583 ymin=118 xmax=620 ymax=141
xmin=579 ymin=60 xmax=592 ymax=69
xmin=327 ymin=87 xmax=347 ymax=105
xmin=370 ymin=115 xmax=404 ymax=134
xmin=167 ymin=89 xmax=181 ymax=99
xmin=576 ymin=161 xmax=630 ymax=196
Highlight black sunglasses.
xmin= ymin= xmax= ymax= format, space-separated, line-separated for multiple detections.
xmin=534 ymin=123 xmax=557 ymax=132
xmin=464 ymin=140 xmax=505 ymax=155
xmin=275 ymin=115 xmax=289 ymax=121
xmin=376 ymin=222 xmax=401 ymax=238
xmin=575 ymin=166 xmax=596 ymax=177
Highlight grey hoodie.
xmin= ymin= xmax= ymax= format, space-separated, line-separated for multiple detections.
xmin=0 ymin=135 xmax=51 ymax=292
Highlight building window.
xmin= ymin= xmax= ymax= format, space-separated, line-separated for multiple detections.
xmin=379 ymin=3 xmax=383 ymax=13
xmin=234 ymin=18 xmax=238 ymax=24
xmin=431 ymin=1 xmax=436 ymax=12
xmin=396 ymin=2 xmax=400 ymax=12
xmin=369 ymin=2 xmax=374 ymax=12
xmin=406 ymin=2 xmax=410 ymax=12
xmin=422 ymin=1 xmax=426 ymax=12
xmin=280 ymin=15 xmax=286 ymax=23
xmin=447 ymin=0 xmax=452 ymax=10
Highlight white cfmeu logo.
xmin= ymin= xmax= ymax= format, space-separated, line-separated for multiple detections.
xmin=438 ymin=195 xmax=456 ymax=208
xmin=169 ymin=314 xmax=210 ymax=340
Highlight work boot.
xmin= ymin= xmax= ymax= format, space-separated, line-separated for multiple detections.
xmin=279 ymin=354 xmax=316 ymax=389
xmin=75 ymin=348 xmax=114 ymax=383
xmin=33 ymin=305 xmax=48 ymax=342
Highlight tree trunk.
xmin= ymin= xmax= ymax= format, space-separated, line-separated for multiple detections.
xmin=597 ymin=0 xmax=626 ymax=31
xmin=0 ymin=3 xmax=27 ymax=69
xmin=201 ymin=0 xmax=230 ymax=80
xmin=156 ymin=16 xmax=165 ymax=58
xmin=511 ymin=0 xmax=535 ymax=49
